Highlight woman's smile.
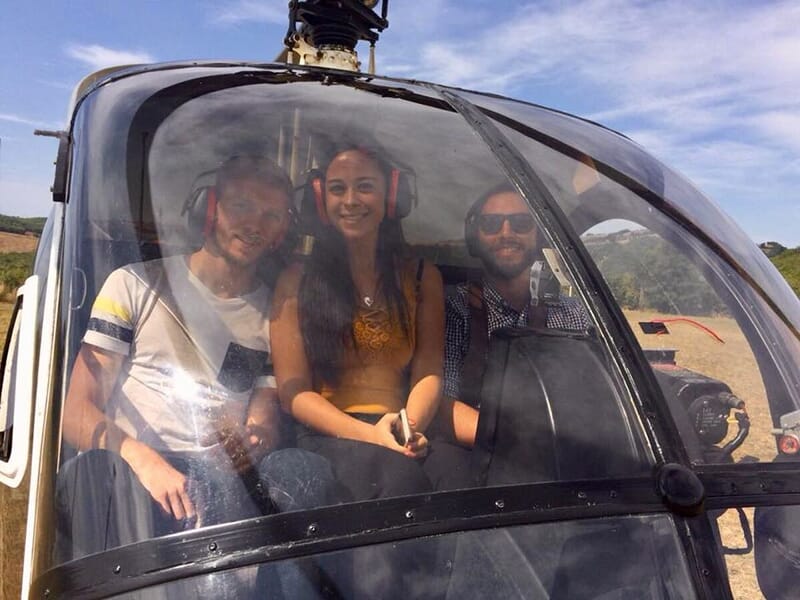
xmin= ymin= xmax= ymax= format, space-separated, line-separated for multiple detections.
xmin=325 ymin=149 xmax=387 ymax=240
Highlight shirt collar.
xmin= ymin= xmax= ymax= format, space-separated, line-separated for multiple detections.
xmin=482 ymin=279 xmax=529 ymax=317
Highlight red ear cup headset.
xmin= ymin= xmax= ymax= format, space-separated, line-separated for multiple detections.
xmin=304 ymin=167 xmax=414 ymax=226
xmin=181 ymin=170 xmax=218 ymax=245
xmin=183 ymin=177 xmax=298 ymax=249
xmin=182 ymin=167 xmax=221 ymax=247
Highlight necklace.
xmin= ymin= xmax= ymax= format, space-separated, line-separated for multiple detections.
xmin=358 ymin=280 xmax=379 ymax=308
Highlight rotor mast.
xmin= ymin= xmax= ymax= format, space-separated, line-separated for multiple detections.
xmin=283 ymin=0 xmax=389 ymax=73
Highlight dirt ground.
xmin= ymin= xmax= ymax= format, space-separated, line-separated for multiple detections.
xmin=0 ymin=302 xmax=782 ymax=598
xmin=626 ymin=309 xmax=770 ymax=599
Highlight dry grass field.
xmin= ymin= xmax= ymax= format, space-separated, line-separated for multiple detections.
xmin=0 ymin=297 xmax=781 ymax=598
xmin=1 ymin=301 xmax=28 ymax=600
xmin=0 ymin=232 xmax=36 ymax=599
xmin=0 ymin=232 xmax=38 ymax=254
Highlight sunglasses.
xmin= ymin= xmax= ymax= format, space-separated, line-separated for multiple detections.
xmin=477 ymin=213 xmax=536 ymax=235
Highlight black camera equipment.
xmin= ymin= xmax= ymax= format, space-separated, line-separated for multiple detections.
xmin=645 ymin=348 xmax=750 ymax=464
xmin=285 ymin=0 xmax=389 ymax=53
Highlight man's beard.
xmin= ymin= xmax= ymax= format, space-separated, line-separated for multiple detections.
xmin=212 ymin=234 xmax=265 ymax=270
xmin=478 ymin=243 xmax=537 ymax=280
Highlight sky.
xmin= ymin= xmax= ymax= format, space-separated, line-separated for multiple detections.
xmin=0 ymin=0 xmax=798 ymax=245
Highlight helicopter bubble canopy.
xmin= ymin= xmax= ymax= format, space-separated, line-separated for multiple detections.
xmin=28 ymin=63 xmax=800 ymax=597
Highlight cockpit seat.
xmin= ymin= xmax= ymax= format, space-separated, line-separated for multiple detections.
xmin=472 ymin=327 xmax=647 ymax=486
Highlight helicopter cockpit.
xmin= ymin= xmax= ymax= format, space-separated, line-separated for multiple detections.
xmin=4 ymin=62 xmax=800 ymax=599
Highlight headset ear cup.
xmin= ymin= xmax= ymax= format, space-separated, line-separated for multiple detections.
xmin=386 ymin=169 xmax=400 ymax=219
xmin=465 ymin=212 xmax=480 ymax=257
xmin=312 ymin=177 xmax=329 ymax=225
xmin=389 ymin=170 xmax=413 ymax=219
xmin=183 ymin=186 xmax=211 ymax=247
xmin=203 ymin=186 xmax=218 ymax=238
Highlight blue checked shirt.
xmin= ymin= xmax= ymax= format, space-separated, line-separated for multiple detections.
xmin=443 ymin=280 xmax=592 ymax=401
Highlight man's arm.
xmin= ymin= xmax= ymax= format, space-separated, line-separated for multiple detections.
xmin=62 ymin=343 xmax=124 ymax=452
xmin=436 ymin=396 xmax=479 ymax=448
xmin=62 ymin=343 xmax=195 ymax=520
xmin=436 ymin=288 xmax=479 ymax=447
xmin=406 ymin=261 xmax=444 ymax=434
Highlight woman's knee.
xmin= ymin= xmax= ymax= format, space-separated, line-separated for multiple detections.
xmin=376 ymin=452 xmax=432 ymax=497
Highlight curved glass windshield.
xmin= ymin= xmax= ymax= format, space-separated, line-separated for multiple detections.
xmin=51 ymin=69 xmax=653 ymax=575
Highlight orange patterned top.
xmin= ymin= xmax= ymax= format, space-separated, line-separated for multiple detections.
xmin=319 ymin=260 xmax=420 ymax=414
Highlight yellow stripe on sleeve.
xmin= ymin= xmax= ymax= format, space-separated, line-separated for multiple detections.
xmin=93 ymin=296 xmax=132 ymax=323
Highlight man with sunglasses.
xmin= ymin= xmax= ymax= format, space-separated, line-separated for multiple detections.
xmin=436 ymin=185 xmax=590 ymax=452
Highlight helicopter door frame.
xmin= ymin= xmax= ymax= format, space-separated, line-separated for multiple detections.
xmin=19 ymin=200 xmax=66 ymax=598
xmin=0 ymin=275 xmax=40 ymax=487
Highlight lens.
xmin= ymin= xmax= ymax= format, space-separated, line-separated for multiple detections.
xmin=508 ymin=214 xmax=535 ymax=233
xmin=477 ymin=213 xmax=535 ymax=235
xmin=477 ymin=214 xmax=504 ymax=234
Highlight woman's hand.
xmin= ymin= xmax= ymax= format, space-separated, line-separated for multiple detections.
xmin=403 ymin=415 xmax=429 ymax=459
xmin=404 ymin=416 xmax=429 ymax=458
xmin=373 ymin=413 xmax=413 ymax=457
xmin=373 ymin=413 xmax=428 ymax=459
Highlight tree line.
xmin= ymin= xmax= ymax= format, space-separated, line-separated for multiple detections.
xmin=585 ymin=233 xmax=800 ymax=315
xmin=585 ymin=233 xmax=729 ymax=316
xmin=770 ymin=247 xmax=800 ymax=296
xmin=0 ymin=214 xmax=45 ymax=236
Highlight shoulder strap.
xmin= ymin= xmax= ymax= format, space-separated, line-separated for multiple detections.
xmin=461 ymin=282 xmax=488 ymax=408
xmin=529 ymin=302 xmax=548 ymax=329
xmin=135 ymin=260 xmax=216 ymax=380
xmin=414 ymin=258 xmax=424 ymax=296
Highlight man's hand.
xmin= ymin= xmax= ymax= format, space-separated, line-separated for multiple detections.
xmin=120 ymin=439 xmax=195 ymax=520
xmin=208 ymin=420 xmax=271 ymax=473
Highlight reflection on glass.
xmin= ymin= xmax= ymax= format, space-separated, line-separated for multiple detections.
xmin=493 ymin=120 xmax=800 ymax=469
xmin=110 ymin=515 xmax=696 ymax=600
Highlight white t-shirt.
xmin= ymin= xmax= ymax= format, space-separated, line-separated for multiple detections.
xmin=84 ymin=256 xmax=274 ymax=453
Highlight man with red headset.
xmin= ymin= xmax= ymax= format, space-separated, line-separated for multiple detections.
xmin=56 ymin=156 xmax=333 ymax=562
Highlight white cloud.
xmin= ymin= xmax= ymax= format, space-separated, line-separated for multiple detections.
xmin=377 ymin=0 xmax=800 ymax=239
xmin=0 ymin=112 xmax=56 ymax=129
xmin=211 ymin=1 xmax=285 ymax=25
xmin=750 ymin=112 xmax=800 ymax=154
xmin=34 ymin=79 xmax=75 ymax=91
xmin=66 ymin=44 xmax=154 ymax=71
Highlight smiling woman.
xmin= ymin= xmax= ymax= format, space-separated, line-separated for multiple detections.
xmin=271 ymin=144 xmax=446 ymax=496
